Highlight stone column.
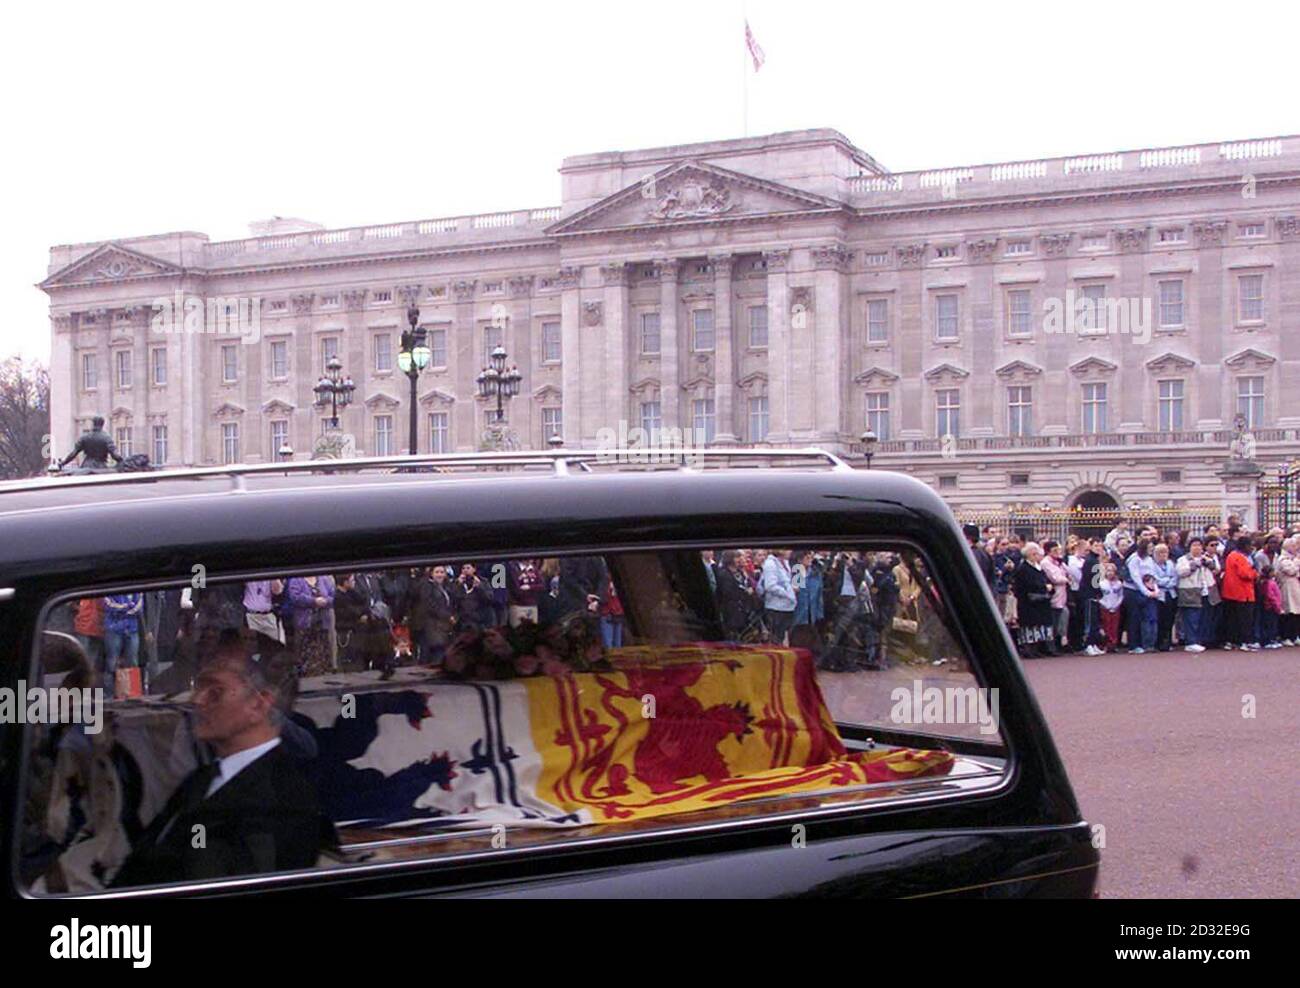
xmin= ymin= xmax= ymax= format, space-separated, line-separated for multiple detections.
xmin=896 ymin=244 xmax=926 ymax=438
xmin=658 ymin=258 xmax=681 ymax=435
xmin=49 ymin=315 xmax=74 ymax=463
xmin=763 ymin=249 xmax=791 ymax=444
xmin=559 ymin=266 xmax=583 ymax=446
xmin=812 ymin=245 xmax=852 ymax=445
xmin=507 ymin=275 xmax=535 ymax=446
xmin=452 ymin=279 xmax=478 ymax=450
xmin=710 ymin=253 xmax=738 ymax=443
xmin=601 ymin=262 xmax=630 ymax=437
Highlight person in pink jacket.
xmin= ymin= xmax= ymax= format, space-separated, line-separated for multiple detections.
xmin=1041 ymin=540 xmax=1071 ymax=655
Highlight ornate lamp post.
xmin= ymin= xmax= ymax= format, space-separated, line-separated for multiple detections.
xmin=476 ymin=344 xmax=522 ymax=425
xmin=398 ymin=305 xmax=431 ymax=455
xmin=860 ymin=429 xmax=878 ymax=469
xmin=313 ymin=355 xmax=355 ymax=431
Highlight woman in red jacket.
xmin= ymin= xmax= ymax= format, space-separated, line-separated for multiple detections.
xmin=1221 ymin=535 xmax=1260 ymax=651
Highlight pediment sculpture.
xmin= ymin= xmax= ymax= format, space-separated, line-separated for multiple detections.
xmin=649 ymin=179 xmax=736 ymax=220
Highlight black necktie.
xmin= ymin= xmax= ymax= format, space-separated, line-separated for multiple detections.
xmin=155 ymin=760 xmax=222 ymax=843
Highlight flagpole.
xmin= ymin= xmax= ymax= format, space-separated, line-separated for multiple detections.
xmin=742 ymin=0 xmax=748 ymax=137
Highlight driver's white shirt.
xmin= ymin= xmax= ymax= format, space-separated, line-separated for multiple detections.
xmin=206 ymin=737 xmax=281 ymax=798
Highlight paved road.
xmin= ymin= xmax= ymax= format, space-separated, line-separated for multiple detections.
xmin=1023 ymin=648 xmax=1299 ymax=898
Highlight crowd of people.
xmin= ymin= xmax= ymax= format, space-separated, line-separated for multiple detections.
xmin=55 ymin=547 xmax=942 ymax=697
xmin=53 ymin=558 xmax=628 ymax=696
xmin=963 ymin=516 xmax=1300 ymax=658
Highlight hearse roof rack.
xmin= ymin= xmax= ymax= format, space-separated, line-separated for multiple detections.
xmin=0 ymin=447 xmax=855 ymax=495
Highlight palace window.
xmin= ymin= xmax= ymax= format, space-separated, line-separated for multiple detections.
xmin=151 ymin=425 xmax=167 ymax=465
xmin=81 ymin=353 xmax=97 ymax=391
xmin=935 ymin=245 xmax=958 ymax=259
xmin=1080 ymin=233 xmax=1108 ymax=250
xmin=374 ymin=334 xmax=393 ymax=373
xmin=1237 ymin=222 xmax=1265 ymax=238
xmin=429 ymin=411 xmax=449 ymax=453
xmin=1238 ymin=274 xmax=1264 ymax=322
xmin=270 ymin=420 xmax=289 ymax=459
xmin=692 ymin=309 xmax=715 ymax=352
xmin=866 ymin=392 xmax=891 ymax=441
xmin=1082 ymin=382 xmax=1108 ymax=434
xmin=692 ymin=398 xmax=716 ymax=443
xmin=1158 ymin=379 xmax=1185 ymax=431
xmin=1007 ymin=289 xmax=1033 ymax=337
xmin=1157 ymin=227 xmax=1185 ymax=244
xmin=542 ymin=407 xmax=563 ymax=441
xmin=867 ymin=299 xmax=889 ymax=343
xmin=934 ymin=295 xmax=959 ymax=341
xmin=639 ymin=401 xmax=662 ymax=442
xmin=115 ymin=350 xmax=133 ymax=389
xmin=150 ymin=347 xmax=167 ymax=386
xmin=483 ymin=325 xmax=504 ymax=366
xmin=115 ymin=427 xmax=133 ymax=457
xmin=1005 ymin=240 xmax=1031 ymax=256
xmin=372 ymin=290 xmax=392 ymax=304
xmin=1158 ymin=280 xmax=1184 ymax=328
xmin=221 ymin=423 xmax=240 ymax=465
xmin=748 ymin=396 xmax=769 ymax=442
xmin=270 ymin=340 xmax=289 ymax=378
xmin=319 ymin=294 xmax=340 ymax=308
xmin=1237 ymin=376 xmax=1264 ymax=429
xmin=374 ymin=415 xmax=394 ymax=456
xmin=541 ymin=321 xmax=562 ymax=363
xmin=428 ymin=328 xmax=447 ymax=368
xmin=221 ymin=345 xmax=238 ymax=383
xmin=321 ymin=337 xmax=339 ymax=373
xmin=748 ymin=305 xmax=768 ymax=348
xmin=935 ymin=388 xmax=960 ymax=438
xmin=1009 ymin=473 xmax=1030 ymax=487
xmin=640 ymin=312 xmax=661 ymax=354
xmin=1008 ymin=385 xmax=1033 ymax=437
xmin=938 ymin=475 xmax=958 ymax=490
xmin=1077 ymin=284 xmax=1107 ymax=333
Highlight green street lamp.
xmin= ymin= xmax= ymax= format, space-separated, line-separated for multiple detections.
xmin=399 ymin=304 xmax=431 ymax=454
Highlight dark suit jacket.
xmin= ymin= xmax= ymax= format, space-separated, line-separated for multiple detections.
xmin=111 ymin=741 xmax=326 ymax=888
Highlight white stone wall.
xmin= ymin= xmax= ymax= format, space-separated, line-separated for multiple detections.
xmin=41 ymin=129 xmax=1300 ymax=510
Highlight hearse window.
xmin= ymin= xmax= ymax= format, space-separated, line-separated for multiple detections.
xmin=19 ymin=545 xmax=1006 ymax=895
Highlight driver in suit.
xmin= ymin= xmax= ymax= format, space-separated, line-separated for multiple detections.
xmin=111 ymin=636 xmax=329 ymax=888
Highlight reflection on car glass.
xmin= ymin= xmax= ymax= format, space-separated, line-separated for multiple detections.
xmin=22 ymin=546 xmax=1000 ymax=893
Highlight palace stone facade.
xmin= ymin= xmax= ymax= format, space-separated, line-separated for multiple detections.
xmin=42 ymin=129 xmax=1300 ymax=515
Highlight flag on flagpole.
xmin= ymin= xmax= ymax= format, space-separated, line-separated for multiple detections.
xmin=745 ymin=20 xmax=766 ymax=71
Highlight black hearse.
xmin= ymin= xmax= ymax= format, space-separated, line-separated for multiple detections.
xmin=0 ymin=449 xmax=1099 ymax=897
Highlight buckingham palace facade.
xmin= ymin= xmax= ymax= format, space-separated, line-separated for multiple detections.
xmin=42 ymin=128 xmax=1300 ymax=513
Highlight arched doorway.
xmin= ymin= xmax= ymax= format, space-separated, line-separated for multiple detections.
xmin=1069 ymin=490 xmax=1121 ymax=541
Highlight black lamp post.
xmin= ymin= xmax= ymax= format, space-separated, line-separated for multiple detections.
xmin=398 ymin=305 xmax=431 ymax=455
xmin=476 ymin=344 xmax=521 ymax=425
xmin=313 ymin=356 xmax=354 ymax=430
xmin=860 ymin=429 xmax=878 ymax=469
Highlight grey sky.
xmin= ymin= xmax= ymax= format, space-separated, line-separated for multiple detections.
xmin=4 ymin=0 xmax=1295 ymax=362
